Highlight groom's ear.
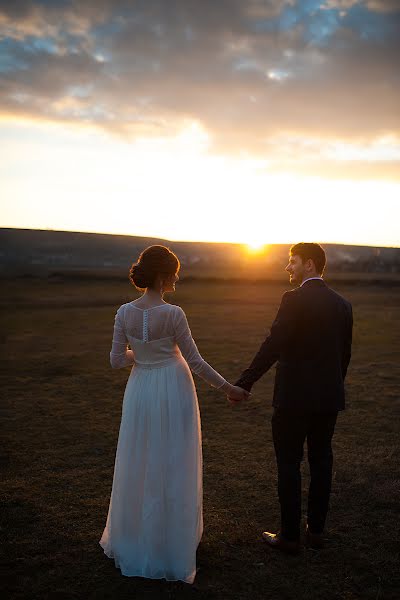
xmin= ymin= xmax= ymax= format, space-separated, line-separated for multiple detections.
xmin=305 ymin=258 xmax=314 ymax=272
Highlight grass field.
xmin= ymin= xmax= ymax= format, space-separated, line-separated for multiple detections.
xmin=1 ymin=277 xmax=399 ymax=600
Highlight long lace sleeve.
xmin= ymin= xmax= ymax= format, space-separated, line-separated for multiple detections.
xmin=110 ymin=306 xmax=135 ymax=369
xmin=174 ymin=306 xmax=228 ymax=389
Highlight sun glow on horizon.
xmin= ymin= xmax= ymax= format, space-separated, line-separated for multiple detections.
xmin=246 ymin=241 xmax=267 ymax=253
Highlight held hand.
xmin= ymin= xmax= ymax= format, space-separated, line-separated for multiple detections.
xmin=227 ymin=385 xmax=250 ymax=404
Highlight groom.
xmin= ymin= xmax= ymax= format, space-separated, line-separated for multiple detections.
xmin=231 ymin=243 xmax=353 ymax=553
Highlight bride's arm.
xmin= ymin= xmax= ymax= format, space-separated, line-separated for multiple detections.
xmin=173 ymin=306 xmax=245 ymax=397
xmin=110 ymin=306 xmax=135 ymax=369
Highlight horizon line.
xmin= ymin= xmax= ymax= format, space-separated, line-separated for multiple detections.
xmin=1 ymin=226 xmax=399 ymax=250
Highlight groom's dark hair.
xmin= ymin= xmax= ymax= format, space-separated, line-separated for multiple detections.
xmin=290 ymin=243 xmax=326 ymax=275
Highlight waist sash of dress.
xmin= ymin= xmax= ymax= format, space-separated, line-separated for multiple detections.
xmin=133 ymin=356 xmax=182 ymax=370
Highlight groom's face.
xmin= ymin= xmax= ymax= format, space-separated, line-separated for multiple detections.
xmin=285 ymin=253 xmax=305 ymax=285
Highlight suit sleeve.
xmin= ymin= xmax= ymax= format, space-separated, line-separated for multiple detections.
xmin=234 ymin=292 xmax=295 ymax=392
xmin=342 ymin=302 xmax=353 ymax=380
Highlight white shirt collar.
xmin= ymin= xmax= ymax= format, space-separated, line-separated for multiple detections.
xmin=300 ymin=277 xmax=324 ymax=287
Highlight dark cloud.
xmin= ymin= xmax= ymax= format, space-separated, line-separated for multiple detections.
xmin=0 ymin=0 xmax=399 ymax=179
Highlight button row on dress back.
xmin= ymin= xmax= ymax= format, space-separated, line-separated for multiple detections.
xmin=143 ymin=309 xmax=149 ymax=342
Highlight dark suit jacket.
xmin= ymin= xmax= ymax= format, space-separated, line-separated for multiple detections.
xmin=235 ymin=279 xmax=353 ymax=412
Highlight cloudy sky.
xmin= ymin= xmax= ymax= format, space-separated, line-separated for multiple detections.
xmin=1 ymin=0 xmax=399 ymax=247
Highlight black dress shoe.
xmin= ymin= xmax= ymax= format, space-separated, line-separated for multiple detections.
xmin=262 ymin=531 xmax=301 ymax=555
xmin=305 ymin=524 xmax=325 ymax=549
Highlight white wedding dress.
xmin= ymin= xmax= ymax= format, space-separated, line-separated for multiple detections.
xmin=99 ymin=301 xmax=227 ymax=584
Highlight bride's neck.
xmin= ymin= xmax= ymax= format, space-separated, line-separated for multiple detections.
xmin=143 ymin=288 xmax=163 ymax=302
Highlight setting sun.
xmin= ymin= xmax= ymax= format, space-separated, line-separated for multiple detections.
xmin=247 ymin=242 xmax=267 ymax=253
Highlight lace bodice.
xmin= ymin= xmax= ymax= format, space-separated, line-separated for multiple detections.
xmin=110 ymin=302 xmax=227 ymax=389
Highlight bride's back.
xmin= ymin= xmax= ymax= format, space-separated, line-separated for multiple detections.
xmin=122 ymin=301 xmax=177 ymax=342
xmin=112 ymin=302 xmax=183 ymax=366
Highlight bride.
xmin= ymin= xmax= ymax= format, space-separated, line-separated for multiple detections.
xmin=99 ymin=245 xmax=248 ymax=584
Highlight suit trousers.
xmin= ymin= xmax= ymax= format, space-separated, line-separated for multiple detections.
xmin=271 ymin=407 xmax=338 ymax=541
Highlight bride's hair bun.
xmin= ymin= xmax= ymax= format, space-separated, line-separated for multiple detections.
xmin=129 ymin=264 xmax=149 ymax=289
xmin=129 ymin=245 xmax=180 ymax=291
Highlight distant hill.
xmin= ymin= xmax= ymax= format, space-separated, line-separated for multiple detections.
xmin=0 ymin=228 xmax=399 ymax=280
